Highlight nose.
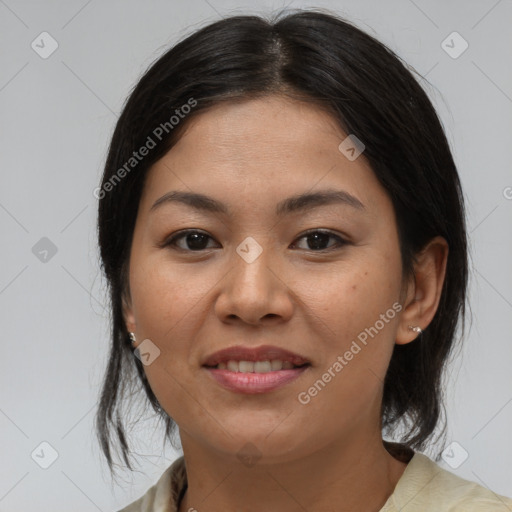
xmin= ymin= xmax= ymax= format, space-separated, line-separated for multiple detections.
xmin=214 ymin=241 xmax=294 ymax=326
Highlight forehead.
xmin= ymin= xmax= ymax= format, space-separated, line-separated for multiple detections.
xmin=138 ymin=95 xmax=391 ymax=219
xmin=172 ymin=95 xmax=347 ymax=160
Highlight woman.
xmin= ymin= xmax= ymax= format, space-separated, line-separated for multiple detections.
xmin=95 ymin=8 xmax=512 ymax=512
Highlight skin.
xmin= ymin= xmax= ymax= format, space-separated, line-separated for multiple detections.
xmin=123 ymin=94 xmax=448 ymax=512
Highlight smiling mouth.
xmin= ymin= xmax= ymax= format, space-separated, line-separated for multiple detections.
xmin=204 ymin=360 xmax=311 ymax=373
xmin=203 ymin=360 xmax=311 ymax=394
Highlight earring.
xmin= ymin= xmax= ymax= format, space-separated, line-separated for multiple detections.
xmin=408 ymin=325 xmax=423 ymax=335
xmin=129 ymin=332 xmax=136 ymax=344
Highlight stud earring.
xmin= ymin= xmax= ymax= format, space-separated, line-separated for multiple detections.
xmin=408 ymin=325 xmax=423 ymax=335
xmin=129 ymin=332 xmax=136 ymax=344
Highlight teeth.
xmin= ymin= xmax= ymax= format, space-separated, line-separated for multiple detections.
xmin=215 ymin=360 xmax=299 ymax=372
xmin=254 ymin=361 xmax=271 ymax=373
xmin=227 ymin=360 xmax=239 ymax=372
xmin=239 ymin=361 xmax=254 ymax=373
xmin=271 ymin=360 xmax=283 ymax=371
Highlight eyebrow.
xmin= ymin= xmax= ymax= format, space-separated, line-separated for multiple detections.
xmin=149 ymin=189 xmax=366 ymax=216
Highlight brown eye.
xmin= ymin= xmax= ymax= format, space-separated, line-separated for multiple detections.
xmin=163 ymin=230 xmax=218 ymax=251
xmin=292 ymin=230 xmax=347 ymax=251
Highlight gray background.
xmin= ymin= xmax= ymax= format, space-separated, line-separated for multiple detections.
xmin=1 ymin=0 xmax=511 ymax=509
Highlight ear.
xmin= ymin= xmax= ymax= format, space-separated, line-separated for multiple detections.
xmin=396 ymin=236 xmax=449 ymax=345
xmin=122 ymin=292 xmax=137 ymax=334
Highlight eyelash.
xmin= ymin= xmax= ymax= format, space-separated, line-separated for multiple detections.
xmin=160 ymin=229 xmax=348 ymax=253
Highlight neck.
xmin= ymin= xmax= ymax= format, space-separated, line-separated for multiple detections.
xmin=178 ymin=429 xmax=409 ymax=512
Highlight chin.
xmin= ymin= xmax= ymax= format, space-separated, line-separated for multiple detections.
xmin=208 ymin=425 xmax=310 ymax=466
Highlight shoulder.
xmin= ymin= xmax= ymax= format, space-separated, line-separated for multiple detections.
xmin=116 ymin=456 xmax=187 ymax=512
xmin=383 ymin=451 xmax=512 ymax=511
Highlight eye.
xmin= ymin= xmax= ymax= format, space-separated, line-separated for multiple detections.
xmin=161 ymin=229 xmax=219 ymax=251
xmin=292 ymin=229 xmax=347 ymax=251
xmin=160 ymin=228 xmax=347 ymax=253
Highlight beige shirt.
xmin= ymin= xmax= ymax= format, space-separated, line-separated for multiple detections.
xmin=117 ymin=448 xmax=512 ymax=511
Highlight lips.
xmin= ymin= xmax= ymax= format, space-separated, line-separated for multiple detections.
xmin=204 ymin=364 xmax=310 ymax=394
xmin=201 ymin=344 xmax=311 ymax=368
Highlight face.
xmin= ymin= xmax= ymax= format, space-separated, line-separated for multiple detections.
xmin=123 ymin=95 xmax=411 ymax=463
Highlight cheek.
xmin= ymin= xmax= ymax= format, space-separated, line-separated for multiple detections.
xmin=301 ymin=258 xmax=401 ymax=342
xmin=298 ymin=253 xmax=402 ymax=406
xmin=129 ymin=260 xmax=203 ymax=422
xmin=293 ymin=266 xmax=401 ymax=426
xmin=129 ymin=254 xmax=211 ymax=335
xmin=128 ymin=254 xmax=218 ymax=382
